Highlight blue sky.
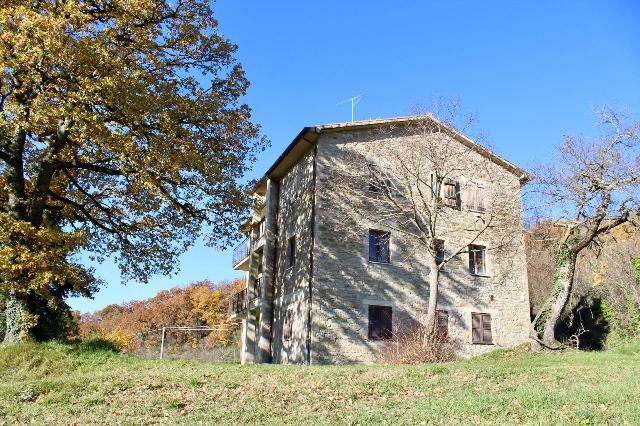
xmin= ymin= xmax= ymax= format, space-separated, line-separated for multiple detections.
xmin=68 ymin=1 xmax=640 ymax=312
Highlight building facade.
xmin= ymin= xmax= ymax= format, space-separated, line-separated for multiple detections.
xmin=229 ymin=116 xmax=531 ymax=364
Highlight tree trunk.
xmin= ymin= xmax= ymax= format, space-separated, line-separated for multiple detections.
xmin=424 ymin=264 xmax=440 ymax=335
xmin=542 ymin=251 xmax=577 ymax=345
xmin=3 ymin=291 xmax=29 ymax=343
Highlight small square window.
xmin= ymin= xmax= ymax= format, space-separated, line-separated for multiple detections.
xmin=369 ymin=230 xmax=390 ymax=263
xmin=368 ymin=305 xmax=392 ymax=340
xmin=469 ymin=244 xmax=486 ymax=275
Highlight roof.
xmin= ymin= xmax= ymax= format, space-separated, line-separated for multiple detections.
xmin=254 ymin=115 xmax=530 ymax=192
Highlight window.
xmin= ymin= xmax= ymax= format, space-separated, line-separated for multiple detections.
xmin=287 ymin=236 xmax=296 ymax=268
xmin=435 ymin=239 xmax=445 ymax=266
xmin=436 ymin=310 xmax=449 ymax=338
xmin=471 ymin=312 xmax=492 ymax=344
xmin=443 ymin=179 xmax=460 ymax=209
xmin=369 ymin=230 xmax=390 ymax=263
xmin=283 ymin=309 xmax=293 ymax=341
xmin=368 ymin=305 xmax=392 ymax=340
xmin=469 ymin=244 xmax=486 ymax=275
xmin=466 ymin=183 xmax=486 ymax=212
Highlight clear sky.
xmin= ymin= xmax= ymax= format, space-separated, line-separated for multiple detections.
xmin=67 ymin=1 xmax=640 ymax=313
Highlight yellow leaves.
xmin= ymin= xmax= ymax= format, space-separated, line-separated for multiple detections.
xmin=0 ymin=212 xmax=90 ymax=297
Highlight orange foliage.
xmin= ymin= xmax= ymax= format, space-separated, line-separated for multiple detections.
xmin=79 ymin=279 xmax=244 ymax=352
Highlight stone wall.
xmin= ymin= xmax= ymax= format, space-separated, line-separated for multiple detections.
xmin=271 ymin=150 xmax=315 ymax=364
xmin=310 ymin=127 xmax=531 ymax=363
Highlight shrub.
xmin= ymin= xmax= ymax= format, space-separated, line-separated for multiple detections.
xmin=380 ymin=320 xmax=458 ymax=364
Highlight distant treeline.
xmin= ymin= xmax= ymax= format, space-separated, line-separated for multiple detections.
xmin=78 ymin=279 xmax=244 ymax=352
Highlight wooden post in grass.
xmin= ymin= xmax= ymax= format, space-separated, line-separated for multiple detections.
xmin=160 ymin=327 xmax=166 ymax=359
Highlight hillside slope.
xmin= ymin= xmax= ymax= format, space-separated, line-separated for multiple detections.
xmin=1 ymin=342 xmax=639 ymax=425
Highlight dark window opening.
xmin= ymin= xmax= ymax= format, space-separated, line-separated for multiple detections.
xmin=283 ymin=309 xmax=293 ymax=341
xmin=287 ymin=236 xmax=296 ymax=268
xmin=435 ymin=239 xmax=445 ymax=266
xmin=369 ymin=230 xmax=390 ymax=263
xmin=472 ymin=312 xmax=492 ymax=344
xmin=368 ymin=305 xmax=392 ymax=340
xmin=436 ymin=310 xmax=449 ymax=338
xmin=469 ymin=244 xmax=486 ymax=275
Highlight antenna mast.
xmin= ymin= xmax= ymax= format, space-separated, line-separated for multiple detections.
xmin=336 ymin=94 xmax=363 ymax=122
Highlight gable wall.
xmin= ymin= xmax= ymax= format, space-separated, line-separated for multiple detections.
xmin=310 ymin=128 xmax=530 ymax=363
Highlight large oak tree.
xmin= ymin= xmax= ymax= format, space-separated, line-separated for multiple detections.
xmin=0 ymin=0 xmax=265 ymax=341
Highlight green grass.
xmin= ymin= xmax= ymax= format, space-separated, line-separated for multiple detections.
xmin=1 ymin=342 xmax=639 ymax=425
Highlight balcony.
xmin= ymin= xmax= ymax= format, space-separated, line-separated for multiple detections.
xmin=232 ymin=237 xmax=250 ymax=270
xmin=229 ymin=287 xmax=247 ymax=316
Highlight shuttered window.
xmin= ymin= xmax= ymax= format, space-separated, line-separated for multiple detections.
xmin=443 ymin=179 xmax=461 ymax=209
xmin=283 ymin=309 xmax=293 ymax=341
xmin=368 ymin=305 xmax=393 ymax=340
xmin=369 ymin=230 xmax=390 ymax=263
xmin=469 ymin=244 xmax=486 ymax=275
xmin=436 ymin=310 xmax=449 ymax=337
xmin=287 ymin=236 xmax=296 ymax=268
xmin=467 ymin=183 xmax=486 ymax=212
xmin=471 ymin=312 xmax=492 ymax=344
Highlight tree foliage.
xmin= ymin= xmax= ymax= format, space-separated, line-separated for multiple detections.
xmin=0 ymin=0 xmax=265 ymax=339
xmin=79 ymin=279 xmax=243 ymax=352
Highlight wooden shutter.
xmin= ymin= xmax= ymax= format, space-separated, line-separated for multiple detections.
xmin=476 ymin=185 xmax=486 ymax=212
xmin=472 ymin=313 xmax=482 ymax=343
xmin=472 ymin=313 xmax=492 ymax=344
xmin=482 ymin=313 xmax=492 ymax=343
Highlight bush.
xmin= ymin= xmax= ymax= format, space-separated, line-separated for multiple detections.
xmin=380 ymin=320 xmax=458 ymax=364
xmin=78 ymin=338 xmax=120 ymax=353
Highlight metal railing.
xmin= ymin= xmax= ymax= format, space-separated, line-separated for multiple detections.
xmin=229 ymin=287 xmax=248 ymax=315
xmin=232 ymin=237 xmax=249 ymax=266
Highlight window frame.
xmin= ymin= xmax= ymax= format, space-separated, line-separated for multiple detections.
xmin=368 ymin=229 xmax=391 ymax=264
xmin=468 ymin=244 xmax=487 ymax=276
xmin=368 ymin=304 xmax=393 ymax=341
xmin=471 ymin=312 xmax=493 ymax=345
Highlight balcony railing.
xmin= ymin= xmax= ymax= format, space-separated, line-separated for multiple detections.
xmin=257 ymin=219 xmax=265 ymax=239
xmin=229 ymin=287 xmax=248 ymax=315
xmin=232 ymin=237 xmax=250 ymax=267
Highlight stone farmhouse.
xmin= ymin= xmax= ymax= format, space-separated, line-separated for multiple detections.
xmin=228 ymin=116 xmax=531 ymax=364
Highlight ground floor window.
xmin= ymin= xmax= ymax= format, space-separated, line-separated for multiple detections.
xmin=368 ymin=305 xmax=392 ymax=340
xmin=471 ymin=312 xmax=492 ymax=344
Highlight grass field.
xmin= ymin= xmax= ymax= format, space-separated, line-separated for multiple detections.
xmin=1 ymin=342 xmax=639 ymax=425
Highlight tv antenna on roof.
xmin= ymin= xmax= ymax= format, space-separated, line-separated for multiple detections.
xmin=336 ymin=94 xmax=363 ymax=122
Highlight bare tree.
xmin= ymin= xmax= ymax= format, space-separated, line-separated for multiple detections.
xmin=330 ymin=101 xmax=526 ymax=335
xmin=528 ymin=106 xmax=640 ymax=347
